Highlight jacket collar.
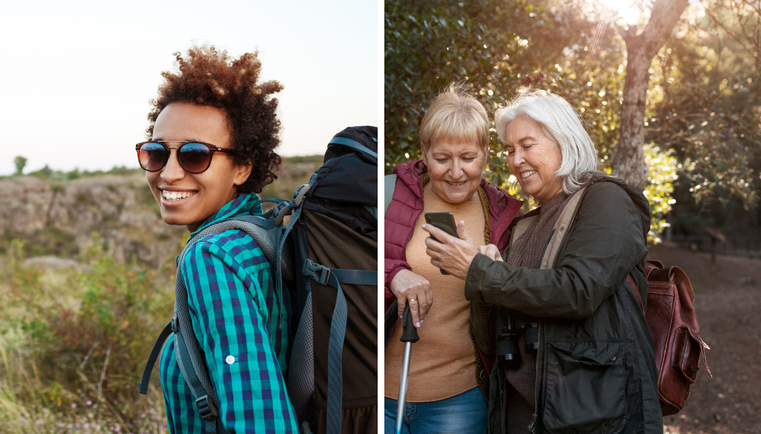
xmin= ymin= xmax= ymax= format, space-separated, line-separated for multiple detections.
xmin=587 ymin=172 xmax=651 ymax=237
xmin=395 ymin=158 xmax=523 ymax=211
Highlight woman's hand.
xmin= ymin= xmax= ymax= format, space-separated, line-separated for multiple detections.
xmin=478 ymin=244 xmax=504 ymax=262
xmin=423 ymin=220 xmax=479 ymax=280
xmin=389 ymin=269 xmax=432 ymax=328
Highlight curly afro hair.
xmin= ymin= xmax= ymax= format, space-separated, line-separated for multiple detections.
xmin=146 ymin=45 xmax=283 ymax=194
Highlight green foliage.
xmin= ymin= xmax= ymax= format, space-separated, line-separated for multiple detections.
xmin=282 ymin=155 xmax=322 ymax=165
xmin=13 ymin=156 xmax=27 ymax=176
xmin=387 ymin=1 xmax=621 ymax=185
xmin=0 ymin=236 xmax=174 ymax=431
xmin=385 ymin=0 xmax=525 ymax=171
xmin=23 ymin=166 xmax=143 ymax=181
xmin=643 ymin=143 xmax=678 ymax=244
xmin=647 ymin=2 xmax=761 ymax=225
xmin=385 ymin=0 xmax=628 ymax=174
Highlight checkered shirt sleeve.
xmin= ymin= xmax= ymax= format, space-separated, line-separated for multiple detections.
xmin=160 ymin=228 xmax=297 ymax=434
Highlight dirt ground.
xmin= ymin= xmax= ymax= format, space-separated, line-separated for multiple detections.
xmin=647 ymin=243 xmax=761 ymax=434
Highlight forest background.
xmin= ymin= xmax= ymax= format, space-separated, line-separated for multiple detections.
xmin=385 ymin=0 xmax=761 ymax=243
xmin=385 ymin=0 xmax=761 ymax=432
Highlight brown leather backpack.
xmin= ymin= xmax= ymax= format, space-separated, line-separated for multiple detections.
xmin=529 ymin=179 xmax=713 ymax=417
xmin=626 ymin=260 xmax=712 ymax=415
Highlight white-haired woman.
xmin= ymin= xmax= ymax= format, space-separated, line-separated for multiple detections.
xmin=423 ymin=91 xmax=662 ymax=433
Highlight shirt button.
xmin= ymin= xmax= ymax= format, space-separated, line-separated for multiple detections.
xmin=609 ymin=356 xmax=617 ymax=362
xmin=226 ymin=355 xmax=236 ymax=365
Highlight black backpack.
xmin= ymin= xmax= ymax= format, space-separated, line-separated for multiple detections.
xmin=138 ymin=126 xmax=378 ymax=434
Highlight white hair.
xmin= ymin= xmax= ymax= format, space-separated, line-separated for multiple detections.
xmin=494 ymin=90 xmax=598 ymax=195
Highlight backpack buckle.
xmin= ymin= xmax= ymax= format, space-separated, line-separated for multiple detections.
xmin=292 ymin=183 xmax=311 ymax=206
xmin=303 ymin=259 xmax=331 ymax=285
xmin=195 ymin=394 xmax=219 ymax=421
xmin=274 ymin=202 xmax=293 ymax=226
xmin=171 ymin=316 xmax=179 ymax=333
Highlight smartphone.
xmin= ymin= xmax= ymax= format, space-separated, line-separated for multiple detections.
xmin=424 ymin=212 xmax=459 ymax=275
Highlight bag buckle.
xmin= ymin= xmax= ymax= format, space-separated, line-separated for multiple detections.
xmin=274 ymin=202 xmax=293 ymax=226
xmin=195 ymin=394 xmax=219 ymax=421
xmin=303 ymin=259 xmax=331 ymax=285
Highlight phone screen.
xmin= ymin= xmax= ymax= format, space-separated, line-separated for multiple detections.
xmin=424 ymin=212 xmax=459 ymax=275
xmin=424 ymin=212 xmax=458 ymax=240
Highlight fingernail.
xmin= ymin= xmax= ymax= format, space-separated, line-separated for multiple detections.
xmin=415 ymin=322 xmax=420 ymax=327
xmin=399 ymin=315 xmax=403 ymax=319
xmin=420 ymin=320 xmax=424 ymax=325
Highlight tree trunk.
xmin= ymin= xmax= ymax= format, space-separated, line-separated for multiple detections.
xmin=613 ymin=0 xmax=690 ymax=190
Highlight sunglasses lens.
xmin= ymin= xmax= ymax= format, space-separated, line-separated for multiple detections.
xmin=138 ymin=142 xmax=168 ymax=172
xmin=179 ymin=142 xmax=213 ymax=173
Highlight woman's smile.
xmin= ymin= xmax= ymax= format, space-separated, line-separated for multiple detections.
xmin=504 ymin=116 xmax=563 ymax=204
xmin=148 ymin=103 xmax=251 ymax=232
xmin=423 ymin=140 xmax=486 ymax=204
xmin=160 ymin=188 xmax=198 ymax=205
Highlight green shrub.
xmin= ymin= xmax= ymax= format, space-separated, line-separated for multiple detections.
xmin=1 ymin=237 xmax=174 ymax=432
xmin=643 ymin=143 xmax=678 ymax=244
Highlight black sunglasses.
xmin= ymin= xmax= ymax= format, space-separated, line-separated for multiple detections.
xmin=135 ymin=141 xmax=236 ymax=174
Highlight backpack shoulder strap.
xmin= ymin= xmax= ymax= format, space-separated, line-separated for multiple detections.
xmin=540 ymin=187 xmax=587 ymax=270
xmin=171 ymin=226 xmax=235 ymax=434
xmin=510 ymin=215 xmax=535 ymax=247
xmin=138 ymin=217 xmax=289 ymax=434
xmin=226 ymin=214 xmax=295 ymax=282
xmin=137 ymin=320 xmax=172 ymax=395
xmin=385 ymin=174 xmax=397 ymax=212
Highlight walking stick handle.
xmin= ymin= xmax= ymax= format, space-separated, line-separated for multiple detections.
xmin=400 ymin=302 xmax=420 ymax=343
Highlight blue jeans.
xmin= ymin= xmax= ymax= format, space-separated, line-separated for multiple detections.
xmin=384 ymin=387 xmax=487 ymax=434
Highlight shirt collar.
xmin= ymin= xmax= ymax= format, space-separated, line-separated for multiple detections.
xmin=190 ymin=193 xmax=262 ymax=238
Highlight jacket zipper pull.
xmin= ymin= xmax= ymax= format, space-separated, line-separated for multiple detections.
xmin=528 ymin=414 xmax=537 ymax=433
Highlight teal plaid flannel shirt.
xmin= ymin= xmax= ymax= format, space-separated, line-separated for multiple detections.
xmin=160 ymin=193 xmax=298 ymax=433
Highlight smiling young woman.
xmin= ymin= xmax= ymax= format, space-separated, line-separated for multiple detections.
xmin=138 ymin=45 xmax=298 ymax=433
xmin=146 ymin=103 xmax=252 ymax=231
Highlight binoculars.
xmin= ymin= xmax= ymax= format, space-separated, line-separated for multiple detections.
xmin=495 ymin=307 xmax=539 ymax=369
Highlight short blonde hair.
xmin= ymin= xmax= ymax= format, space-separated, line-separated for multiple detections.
xmin=495 ymin=91 xmax=598 ymax=194
xmin=420 ymin=85 xmax=489 ymax=153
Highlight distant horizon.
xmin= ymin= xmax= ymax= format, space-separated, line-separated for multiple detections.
xmin=0 ymin=0 xmax=378 ymax=176
xmin=4 ymin=153 xmax=327 ymax=178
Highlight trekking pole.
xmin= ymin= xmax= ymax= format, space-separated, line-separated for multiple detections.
xmin=395 ymin=301 xmax=419 ymax=434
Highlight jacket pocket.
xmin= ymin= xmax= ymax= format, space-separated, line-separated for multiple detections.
xmin=542 ymin=341 xmax=627 ymax=434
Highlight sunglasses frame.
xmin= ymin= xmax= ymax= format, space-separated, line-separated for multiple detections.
xmin=135 ymin=141 xmax=236 ymax=174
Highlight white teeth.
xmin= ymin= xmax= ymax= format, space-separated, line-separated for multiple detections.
xmin=448 ymin=181 xmax=466 ymax=186
xmin=521 ymin=171 xmax=536 ymax=179
xmin=162 ymin=190 xmax=196 ymax=201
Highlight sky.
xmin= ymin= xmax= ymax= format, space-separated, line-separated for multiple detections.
xmin=0 ymin=0 xmax=379 ymax=176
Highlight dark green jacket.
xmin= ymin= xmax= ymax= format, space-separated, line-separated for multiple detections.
xmin=465 ymin=174 xmax=663 ymax=434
